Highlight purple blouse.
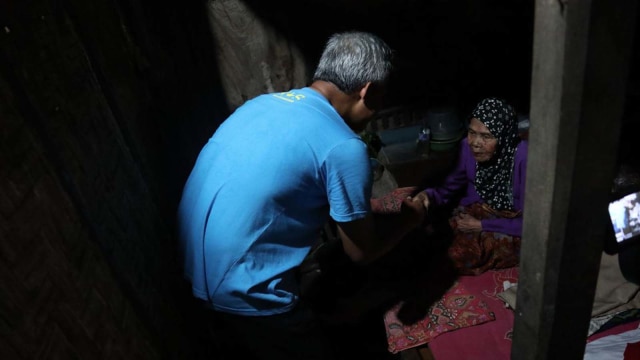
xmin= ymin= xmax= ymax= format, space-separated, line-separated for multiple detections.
xmin=425 ymin=139 xmax=528 ymax=237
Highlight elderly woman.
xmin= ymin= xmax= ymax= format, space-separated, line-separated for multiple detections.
xmin=414 ymin=97 xmax=528 ymax=275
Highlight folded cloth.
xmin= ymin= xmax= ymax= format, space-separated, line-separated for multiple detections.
xmin=370 ymin=186 xmax=418 ymax=213
xmin=591 ymin=253 xmax=640 ymax=317
xmin=497 ymin=284 xmax=518 ymax=309
xmin=384 ymin=280 xmax=496 ymax=353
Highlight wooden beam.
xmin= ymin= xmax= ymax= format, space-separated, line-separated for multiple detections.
xmin=512 ymin=0 xmax=637 ymax=358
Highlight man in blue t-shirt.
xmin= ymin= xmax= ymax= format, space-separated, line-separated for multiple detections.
xmin=177 ymin=31 xmax=425 ymax=359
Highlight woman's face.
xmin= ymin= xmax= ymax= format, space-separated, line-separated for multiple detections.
xmin=467 ymin=118 xmax=498 ymax=163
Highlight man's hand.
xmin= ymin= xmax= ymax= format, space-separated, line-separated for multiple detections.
xmin=456 ymin=212 xmax=482 ymax=232
xmin=412 ymin=191 xmax=430 ymax=210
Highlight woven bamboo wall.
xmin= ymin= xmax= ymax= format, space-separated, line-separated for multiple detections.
xmin=0 ymin=0 xmax=221 ymax=358
xmin=1 ymin=81 xmax=160 ymax=358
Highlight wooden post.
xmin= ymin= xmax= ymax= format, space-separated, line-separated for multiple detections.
xmin=512 ymin=0 xmax=637 ymax=358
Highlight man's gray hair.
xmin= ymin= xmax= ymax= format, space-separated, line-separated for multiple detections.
xmin=312 ymin=31 xmax=394 ymax=94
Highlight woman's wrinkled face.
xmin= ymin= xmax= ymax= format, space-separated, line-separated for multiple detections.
xmin=467 ymin=117 xmax=498 ymax=163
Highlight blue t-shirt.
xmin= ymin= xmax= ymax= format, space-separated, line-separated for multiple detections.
xmin=177 ymin=87 xmax=372 ymax=315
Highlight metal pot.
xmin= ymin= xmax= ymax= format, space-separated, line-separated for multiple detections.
xmin=424 ymin=107 xmax=464 ymax=141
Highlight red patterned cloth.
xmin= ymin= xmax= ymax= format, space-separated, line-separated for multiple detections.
xmin=370 ymin=186 xmax=418 ymax=213
xmin=428 ymin=268 xmax=519 ymax=359
xmin=384 ymin=280 xmax=496 ymax=353
xmin=448 ymin=203 xmax=521 ymax=275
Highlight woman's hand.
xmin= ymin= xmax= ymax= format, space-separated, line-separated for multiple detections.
xmin=412 ymin=191 xmax=430 ymax=210
xmin=456 ymin=212 xmax=482 ymax=232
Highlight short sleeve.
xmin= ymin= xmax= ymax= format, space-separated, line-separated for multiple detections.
xmin=324 ymin=138 xmax=372 ymax=222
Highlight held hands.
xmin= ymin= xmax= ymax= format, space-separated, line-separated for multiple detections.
xmin=406 ymin=193 xmax=482 ymax=232
xmin=401 ymin=195 xmax=426 ymax=228
xmin=412 ymin=192 xmax=430 ymax=210
xmin=455 ymin=212 xmax=482 ymax=232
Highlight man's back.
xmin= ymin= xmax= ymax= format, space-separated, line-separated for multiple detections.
xmin=177 ymin=87 xmax=372 ymax=315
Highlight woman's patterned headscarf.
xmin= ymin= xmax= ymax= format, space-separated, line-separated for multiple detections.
xmin=471 ymin=98 xmax=520 ymax=210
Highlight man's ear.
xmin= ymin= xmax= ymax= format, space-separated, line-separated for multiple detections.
xmin=361 ymin=81 xmax=387 ymax=111
xmin=359 ymin=82 xmax=372 ymax=101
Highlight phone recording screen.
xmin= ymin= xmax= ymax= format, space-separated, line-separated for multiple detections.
xmin=608 ymin=191 xmax=640 ymax=244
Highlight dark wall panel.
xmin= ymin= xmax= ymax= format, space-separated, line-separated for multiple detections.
xmin=0 ymin=0 xmax=224 ymax=358
xmin=0 ymin=72 xmax=161 ymax=358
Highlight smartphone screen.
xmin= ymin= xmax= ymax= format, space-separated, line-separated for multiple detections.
xmin=608 ymin=191 xmax=640 ymax=245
